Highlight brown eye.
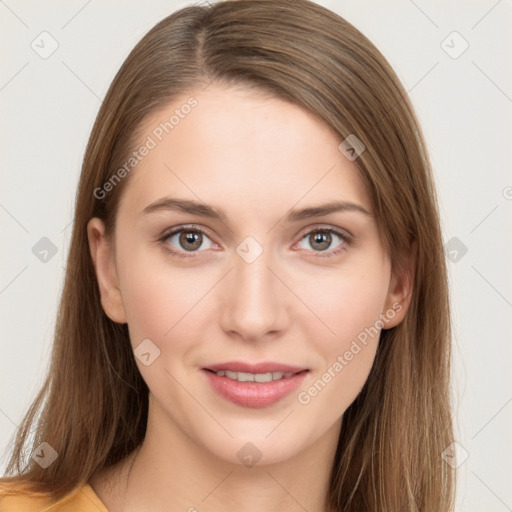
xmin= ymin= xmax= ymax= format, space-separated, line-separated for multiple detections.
xmin=163 ymin=228 xmax=215 ymax=254
xmin=296 ymin=228 xmax=349 ymax=256
xmin=178 ymin=230 xmax=203 ymax=251
xmin=308 ymin=231 xmax=332 ymax=251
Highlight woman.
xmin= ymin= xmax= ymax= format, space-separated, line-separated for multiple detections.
xmin=0 ymin=0 xmax=455 ymax=510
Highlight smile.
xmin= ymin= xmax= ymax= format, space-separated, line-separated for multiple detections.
xmin=202 ymin=368 xmax=309 ymax=408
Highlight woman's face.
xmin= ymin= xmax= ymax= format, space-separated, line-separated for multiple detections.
xmin=88 ymin=84 xmax=410 ymax=466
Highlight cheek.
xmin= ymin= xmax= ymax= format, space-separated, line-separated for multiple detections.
xmin=299 ymin=257 xmax=389 ymax=406
xmin=305 ymin=253 xmax=390 ymax=342
xmin=116 ymin=245 xmax=202 ymax=347
xmin=117 ymin=254 xmax=209 ymax=399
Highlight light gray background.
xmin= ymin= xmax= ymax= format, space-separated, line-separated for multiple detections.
xmin=1 ymin=1 xmax=511 ymax=510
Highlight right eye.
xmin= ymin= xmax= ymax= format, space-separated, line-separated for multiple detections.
xmin=158 ymin=226 xmax=216 ymax=258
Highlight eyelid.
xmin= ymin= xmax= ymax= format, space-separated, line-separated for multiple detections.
xmin=295 ymin=223 xmax=353 ymax=242
xmin=159 ymin=223 xmax=216 ymax=240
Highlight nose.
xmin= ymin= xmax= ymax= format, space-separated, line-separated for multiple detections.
xmin=219 ymin=247 xmax=290 ymax=343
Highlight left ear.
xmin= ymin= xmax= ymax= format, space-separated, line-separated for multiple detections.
xmin=382 ymin=244 xmax=416 ymax=329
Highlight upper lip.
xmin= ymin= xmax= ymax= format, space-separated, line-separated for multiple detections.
xmin=204 ymin=361 xmax=308 ymax=374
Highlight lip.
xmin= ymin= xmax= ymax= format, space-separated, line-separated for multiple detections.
xmin=202 ymin=367 xmax=309 ymax=408
xmin=204 ymin=361 xmax=307 ymax=374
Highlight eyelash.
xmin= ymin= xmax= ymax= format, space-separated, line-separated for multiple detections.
xmin=157 ymin=225 xmax=352 ymax=259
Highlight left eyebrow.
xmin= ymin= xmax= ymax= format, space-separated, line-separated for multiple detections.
xmin=139 ymin=197 xmax=372 ymax=222
xmin=286 ymin=200 xmax=372 ymax=221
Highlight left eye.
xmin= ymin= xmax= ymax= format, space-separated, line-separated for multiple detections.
xmin=297 ymin=229 xmax=347 ymax=254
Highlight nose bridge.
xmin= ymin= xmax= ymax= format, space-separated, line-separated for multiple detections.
xmin=220 ymin=237 xmax=288 ymax=340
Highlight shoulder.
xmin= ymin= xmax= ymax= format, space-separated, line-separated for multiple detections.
xmin=0 ymin=482 xmax=50 ymax=511
xmin=0 ymin=481 xmax=108 ymax=512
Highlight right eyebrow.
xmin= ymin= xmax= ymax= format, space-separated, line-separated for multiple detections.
xmin=140 ymin=197 xmax=228 ymax=222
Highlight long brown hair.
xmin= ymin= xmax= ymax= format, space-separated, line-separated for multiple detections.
xmin=1 ymin=0 xmax=455 ymax=510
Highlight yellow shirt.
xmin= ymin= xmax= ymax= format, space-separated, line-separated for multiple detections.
xmin=0 ymin=482 xmax=108 ymax=512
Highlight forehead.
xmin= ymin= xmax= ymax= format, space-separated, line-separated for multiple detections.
xmin=117 ymin=84 xmax=371 ymax=221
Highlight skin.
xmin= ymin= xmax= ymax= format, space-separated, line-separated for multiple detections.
xmin=87 ymin=84 xmax=413 ymax=512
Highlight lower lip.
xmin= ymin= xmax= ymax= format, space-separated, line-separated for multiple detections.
xmin=202 ymin=369 xmax=309 ymax=408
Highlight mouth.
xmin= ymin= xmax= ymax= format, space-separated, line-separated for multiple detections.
xmin=202 ymin=361 xmax=310 ymax=408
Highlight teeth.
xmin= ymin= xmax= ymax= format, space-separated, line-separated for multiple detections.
xmin=214 ymin=370 xmax=296 ymax=382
